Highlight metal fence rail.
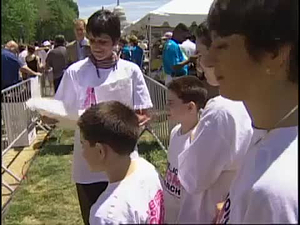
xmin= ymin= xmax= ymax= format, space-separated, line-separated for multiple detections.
xmin=143 ymin=75 xmax=176 ymax=151
xmin=1 ymin=77 xmax=51 ymax=196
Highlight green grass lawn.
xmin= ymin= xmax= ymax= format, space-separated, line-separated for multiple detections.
xmin=3 ymin=128 xmax=167 ymax=225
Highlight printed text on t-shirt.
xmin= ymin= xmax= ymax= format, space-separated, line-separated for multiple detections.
xmin=164 ymin=162 xmax=181 ymax=198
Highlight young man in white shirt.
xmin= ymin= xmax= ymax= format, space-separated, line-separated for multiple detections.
xmin=163 ymin=76 xmax=208 ymax=223
xmin=206 ymin=0 xmax=298 ymax=223
xmin=177 ymin=21 xmax=254 ymax=223
xmin=77 ymin=101 xmax=164 ymax=224
xmin=53 ymin=10 xmax=152 ymax=225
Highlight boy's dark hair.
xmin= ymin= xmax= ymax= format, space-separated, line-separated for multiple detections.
xmin=54 ymin=35 xmax=65 ymax=46
xmin=77 ymin=101 xmax=139 ymax=155
xmin=174 ymin=23 xmax=190 ymax=33
xmin=208 ymin=0 xmax=298 ymax=83
xmin=18 ymin=44 xmax=26 ymax=53
xmin=87 ymin=10 xmax=121 ymax=44
xmin=196 ymin=21 xmax=212 ymax=48
xmin=167 ymin=76 xmax=208 ymax=110
xmin=27 ymin=45 xmax=35 ymax=54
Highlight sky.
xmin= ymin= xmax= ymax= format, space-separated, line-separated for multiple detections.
xmin=77 ymin=0 xmax=171 ymax=23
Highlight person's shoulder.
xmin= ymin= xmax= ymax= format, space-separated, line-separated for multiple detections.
xmin=65 ymin=58 xmax=90 ymax=73
xmin=118 ymin=58 xmax=140 ymax=71
xmin=66 ymin=41 xmax=76 ymax=48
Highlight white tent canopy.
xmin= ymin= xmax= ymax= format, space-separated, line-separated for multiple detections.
xmin=123 ymin=0 xmax=214 ymax=34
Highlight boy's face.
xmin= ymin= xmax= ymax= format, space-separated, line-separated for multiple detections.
xmin=80 ymin=132 xmax=105 ymax=172
xmin=167 ymin=90 xmax=195 ymax=123
xmin=87 ymin=33 xmax=116 ymax=60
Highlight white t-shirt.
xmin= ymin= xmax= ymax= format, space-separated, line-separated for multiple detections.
xmin=55 ymin=58 xmax=153 ymax=184
xmin=89 ymin=157 xmax=164 ymax=224
xmin=163 ymin=124 xmax=195 ymax=223
xmin=19 ymin=50 xmax=28 ymax=65
xmin=180 ymin=39 xmax=196 ymax=58
xmin=217 ymin=126 xmax=298 ymax=224
xmin=178 ymin=95 xmax=253 ymax=223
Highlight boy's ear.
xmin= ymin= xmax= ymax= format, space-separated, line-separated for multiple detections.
xmin=188 ymin=101 xmax=197 ymax=111
xmin=95 ymin=143 xmax=106 ymax=161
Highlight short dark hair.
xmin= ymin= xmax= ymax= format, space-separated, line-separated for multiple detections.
xmin=167 ymin=76 xmax=208 ymax=110
xmin=27 ymin=45 xmax=35 ymax=54
xmin=208 ymin=0 xmax=298 ymax=83
xmin=87 ymin=10 xmax=121 ymax=44
xmin=77 ymin=101 xmax=140 ymax=155
xmin=54 ymin=35 xmax=65 ymax=46
xmin=174 ymin=23 xmax=189 ymax=33
xmin=18 ymin=44 xmax=26 ymax=53
xmin=196 ymin=21 xmax=212 ymax=48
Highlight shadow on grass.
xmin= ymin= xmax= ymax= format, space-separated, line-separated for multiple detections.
xmin=39 ymin=144 xmax=73 ymax=156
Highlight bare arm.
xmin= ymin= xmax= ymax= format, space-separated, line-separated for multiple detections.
xmin=20 ymin=65 xmax=42 ymax=76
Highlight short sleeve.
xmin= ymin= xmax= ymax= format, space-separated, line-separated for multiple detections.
xmin=54 ymin=69 xmax=78 ymax=113
xmin=178 ymin=110 xmax=233 ymax=194
xmin=132 ymin=65 xmax=153 ymax=110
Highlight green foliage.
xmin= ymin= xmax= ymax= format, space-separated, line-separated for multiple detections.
xmin=2 ymin=0 xmax=79 ymax=44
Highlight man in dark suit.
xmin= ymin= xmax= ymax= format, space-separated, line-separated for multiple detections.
xmin=45 ymin=35 xmax=68 ymax=93
xmin=66 ymin=19 xmax=91 ymax=66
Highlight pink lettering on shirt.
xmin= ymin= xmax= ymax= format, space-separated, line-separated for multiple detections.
xmin=147 ymin=189 xmax=164 ymax=224
xmin=82 ymin=87 xmax=97 ymax=109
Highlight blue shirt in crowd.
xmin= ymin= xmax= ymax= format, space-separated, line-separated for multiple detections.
xmin=162 ymin=39 xmax=188 ymax=76
xmin=130 ymin=45 xmax=144 ymax=68
xmin=122 ymin=45 xmax=131 ymax=61
xmin=1 ymin=48 xmax=24 ymax=90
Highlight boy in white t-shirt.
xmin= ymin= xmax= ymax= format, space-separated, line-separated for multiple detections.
xmin=164 ymin=76 xmax=208 ymax=223
xmin=77 ymin=101 xmax=164 ymax=224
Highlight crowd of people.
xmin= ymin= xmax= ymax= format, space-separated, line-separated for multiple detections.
xmin=2 ymin=0 xmax=298 ymax=224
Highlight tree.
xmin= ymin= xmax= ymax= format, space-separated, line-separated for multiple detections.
xmin=2 ymin=0 xmax=38 ymax=44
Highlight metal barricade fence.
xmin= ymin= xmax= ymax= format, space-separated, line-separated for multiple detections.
xmin=1 ymin=77 xmax=51 ymax=194
xmin=143 ymin=75 xmax=176 ymax=152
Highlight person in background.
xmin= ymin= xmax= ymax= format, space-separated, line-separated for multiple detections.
xmin=18 ymin=44 xmax=27 ymax=66
xmin=45 ymin=35 xmax=68 ymax=93
xmin=128 ymin=35 xmax=144 ymax=69
xmin=164 ymin=76 xmax=207 ymax=223
xmin=78 ymin=101 xmax=164 ymax=224
xmin=25 ymin=45 xmax=42 ymax=77
xmin=162 ymin=23 xmax=192 ymax=85
xmin=207 ymin=0 xmax=298 ymax=223
xmin=2 ymin=41 xmax=41 ymax=90
xmin=176 ymin=22 xmax=253 ymax=223
xmin=180 ymin=34 xmax=196 ymax=59
xmin=66 ymin=19 xmax=91 ymax=67
xmin=51 ymin=10 xmax=152 ymax=225
xmin=118 ymin=37 xmax=131 ymax=61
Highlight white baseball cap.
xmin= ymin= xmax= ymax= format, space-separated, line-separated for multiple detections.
xmin=42 ymin=41 xmax=51 ymax=46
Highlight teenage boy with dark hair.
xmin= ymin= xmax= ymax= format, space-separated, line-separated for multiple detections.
xmin=53 ymin=9 xmax=152 ymax=224
xmin=163 ymin=76 xmax=207 ymax=223
xmin=78 ymin=101 xmax=164 ymax=224
xmin=176 ymin=21 xmax=253 ymax=223
xmin=206 ymin=0 xmax=298 ymax=223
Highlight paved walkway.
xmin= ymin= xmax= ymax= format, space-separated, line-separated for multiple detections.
xmin=1 ymin=130 xmax=49 ymax=212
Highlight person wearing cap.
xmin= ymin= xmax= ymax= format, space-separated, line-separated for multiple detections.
xmin=45 ymin=35 xmax=68 ymax=92
xmin=2 ymin=40 xmax=42 ymax=90
xmin=66 ymin=19 xmax=91 ymax=67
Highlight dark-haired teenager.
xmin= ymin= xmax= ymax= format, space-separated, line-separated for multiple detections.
xmin=206 ymin=0 xmax=298 ymax=223
xmin=54 ymin=10 xmax=152 ymax=225
xmin=78 ymin=101 xmax=163 ymax=224
xmin=177 ymin=22 xmax=253 ymax=223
